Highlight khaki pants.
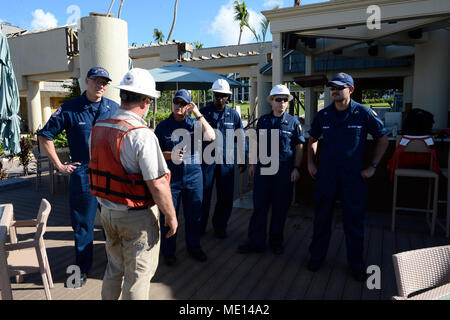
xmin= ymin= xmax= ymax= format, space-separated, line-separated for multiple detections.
xmin=100 ymin=205 xmax=160 ymax=300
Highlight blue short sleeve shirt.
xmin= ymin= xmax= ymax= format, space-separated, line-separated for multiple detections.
xmin=257 ymin=111 xmax=305 ymax=163
xmin=200 ymin=103 xmax=247 ymax=162
xmin=37 ymin=92 xmax=120 ymax=164
xmin=309 ymin=99 xmax=387 ymax=169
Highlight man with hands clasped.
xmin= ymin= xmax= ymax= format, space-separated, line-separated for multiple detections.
xmin=238 ymin=84 xmax=304 ymax=255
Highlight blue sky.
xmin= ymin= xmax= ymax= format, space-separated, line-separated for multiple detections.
xmin=0 ymin=0 xmax=327 ymax=48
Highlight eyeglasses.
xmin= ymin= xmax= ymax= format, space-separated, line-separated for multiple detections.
xmin=274 ymin=97 xmax=289 ymax=103
xmin=330 ymin=86 xmax=348 ymax=91
xmin=173 ymin=99 xmax=188 ymax=107
xmin=214 ymin=93 xmax=229 ymax=99
xmin=89 ymin=78 xmax=109 ymax=87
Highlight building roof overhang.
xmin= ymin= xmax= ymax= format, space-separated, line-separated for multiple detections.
xmin=263 ymin=0 xmax=450 ymax=59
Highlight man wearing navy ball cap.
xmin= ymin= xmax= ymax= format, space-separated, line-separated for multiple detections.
xmin=306 ymin=72 xmax=388 ymax=282
xmin=38 ymin=66 xmax=119 ymax=288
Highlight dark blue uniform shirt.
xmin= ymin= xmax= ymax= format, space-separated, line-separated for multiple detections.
xmin=200 ymin=103 xmax=246 ymax=162
xmin=37 ymin=92 xmax=120 ymax=164
xmin=155 ymin=114 xmax=201 ymax=175
xmin=257 ymin=111 xmax=305 ymax=164
xmin=309 ymin=99 xmax=387 ymax=170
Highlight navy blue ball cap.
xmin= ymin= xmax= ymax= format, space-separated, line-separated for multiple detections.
xmin=327 ymin=72 xmax=354 ymax=87
xmin=174 ymin=89 xmax=192 ymax=104
xmin=87 ymin=67 xmax=112 ymax=82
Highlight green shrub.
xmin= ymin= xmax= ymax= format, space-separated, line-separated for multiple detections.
xmin=18 ymin=134 xmax=33 ymax=175
xmin=53 ymin=131 xmax=69 ymax=148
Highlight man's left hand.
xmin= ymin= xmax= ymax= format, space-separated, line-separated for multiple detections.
xmin=291 ymin=168 xmax=300 ymax=182
xmin=361 ymin=166 xmax=376 ymax=179
xmin=239 ymin=164 xmax=247 ymax=173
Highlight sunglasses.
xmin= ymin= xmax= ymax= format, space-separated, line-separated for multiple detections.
xmin=274 ymin=97 xmax=289 ymax=103
xmin=214 ymin=93 xmax=229 ymax=99
xmin=330 ymin=86 xmax=348 ymax=91
xmin=173 ymin=99 xmax=188 ymax=107
xmin=89 ymin=78 xmax=109 ymax=87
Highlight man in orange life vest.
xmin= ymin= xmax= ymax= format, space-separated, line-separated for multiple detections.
xmin=88 ymin=68 xmax=177 ymax=300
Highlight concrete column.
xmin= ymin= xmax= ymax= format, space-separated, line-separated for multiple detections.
xmin=41 ymin=96 xmax=52 ymax=124
xmin=323 ymin=86 xmax=332 ymax=111
xmin=249 ymin=77 xmax=258 ymax=123
xmin=403 ymin=75 xmax=413 ymax=112
xmin=78 ymin=15 xmax=129 ymax=104
xmin=257 ymin=78 xmax=272 ymax=119
xmin=272 ymin=32 xmax=283 ymax=86
xmin=304 ymin=89 xmax=318 ymax=128
xmin=412 ymin=29 xmax=450 ymax=128
xmin=304 ymin=55 xmax=317 ymax=127
xmin=27 ymin=80 xmax=43 ymax=133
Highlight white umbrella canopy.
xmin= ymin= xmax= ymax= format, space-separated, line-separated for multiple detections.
xmin=0 ymin=33 xmax=21 ymax=155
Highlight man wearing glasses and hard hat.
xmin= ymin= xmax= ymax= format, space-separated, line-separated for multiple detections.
xmin=238 ymin=84 xmax=304 ymax=255
xmin=88 ymin=68 xmax=177 ymax=300
xmin=199 ymin=79 xmax=246 ymax=239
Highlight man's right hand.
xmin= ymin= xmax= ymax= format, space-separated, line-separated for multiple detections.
xmin=308 ymin=162 xmax=317 ymax=180
xmin=248 ymin=164 xmax=255 ymax=179
xmin=164 ymin=215 xmax=178 ymax=238
xmin=57 ymin=162 xmax=81 ymax=174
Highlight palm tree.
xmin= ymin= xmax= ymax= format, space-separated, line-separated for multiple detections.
xmin=153 ymin=28 xmax=164 ymax=43
xmin=106 ymin=0 xmax=115 ymax=17
xmin=259 ymin=17 xmax=269 ymax=42
xmin=259 ymin=5 xmax=278 ymax=43
xmin=193 ymin=41 xmax=203 ymax=49
xmin=118 ymin=0 xmax=125 ymax=19
xmin=233 ymin=1 xmax=249 ymax=45
xmin=166 ymin=0 xmax=178 ymax=43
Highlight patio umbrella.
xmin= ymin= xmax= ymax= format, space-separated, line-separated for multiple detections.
xmin=0 ymin=33 xmax=21 ymax=155
xmin=148 ymin=63 xmax=248 ymax=91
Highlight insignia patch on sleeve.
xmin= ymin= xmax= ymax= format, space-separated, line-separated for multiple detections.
xmin=52 ymin=107 xmax=62 ymax=118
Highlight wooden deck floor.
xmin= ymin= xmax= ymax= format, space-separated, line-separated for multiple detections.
xmin=1 ymin=174 xmax=448 ymax=300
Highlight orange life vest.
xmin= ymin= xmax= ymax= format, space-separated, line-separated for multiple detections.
xmin=88 ymin=118 xmax=165 ymax=208
xmin=387 ymin=135 xmax=440 ymax=181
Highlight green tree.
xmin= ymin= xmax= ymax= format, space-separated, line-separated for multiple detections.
xmin=193 ymin=41 xmax=203 ymax=49
xmin=166 ymin=0 xmax=178 ymax=43
xmin=153 ymin=28 xmax=165 ymax=43
xmin=233 ymin=1 xmax=249 ymax=45
xmin=258 ymin=5 xmax=278 ymax=42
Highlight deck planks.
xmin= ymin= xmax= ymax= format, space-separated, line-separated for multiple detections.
xmin=0 ymin=173 xmax=448 ymax=300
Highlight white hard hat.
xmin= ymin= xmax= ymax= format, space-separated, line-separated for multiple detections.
xmin=269 ymin=84 xmax=293 ymax=101
xmin=211 ymin=78 xmax=232 ymax=95
xmin=116 ymin=68 xmax=160 ymax=98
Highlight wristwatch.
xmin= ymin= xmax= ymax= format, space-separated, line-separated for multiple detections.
xmin=371 ymin=163 xmax=377 ymax=168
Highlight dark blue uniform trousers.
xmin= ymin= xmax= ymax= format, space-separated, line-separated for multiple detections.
xmin=69 ymin=164 xmax=98 ymax=273
xmin=161 ymin=164 xmax=203 ymax=255
xmin=309 ymin=167 xmax=366 ymax=271
xmin=200 ymin=163 xmax=235 ymax=234
xmin=247 ymin=163 xmax=294 ymax=250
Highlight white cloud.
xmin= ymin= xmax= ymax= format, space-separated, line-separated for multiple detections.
xmin=263 ymin=0 xmax=284 ymax=9
xmin=31 ymin=9 xmax=58 ymax=31
xmin=209 ymin=0 xmax=264 ymax=46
